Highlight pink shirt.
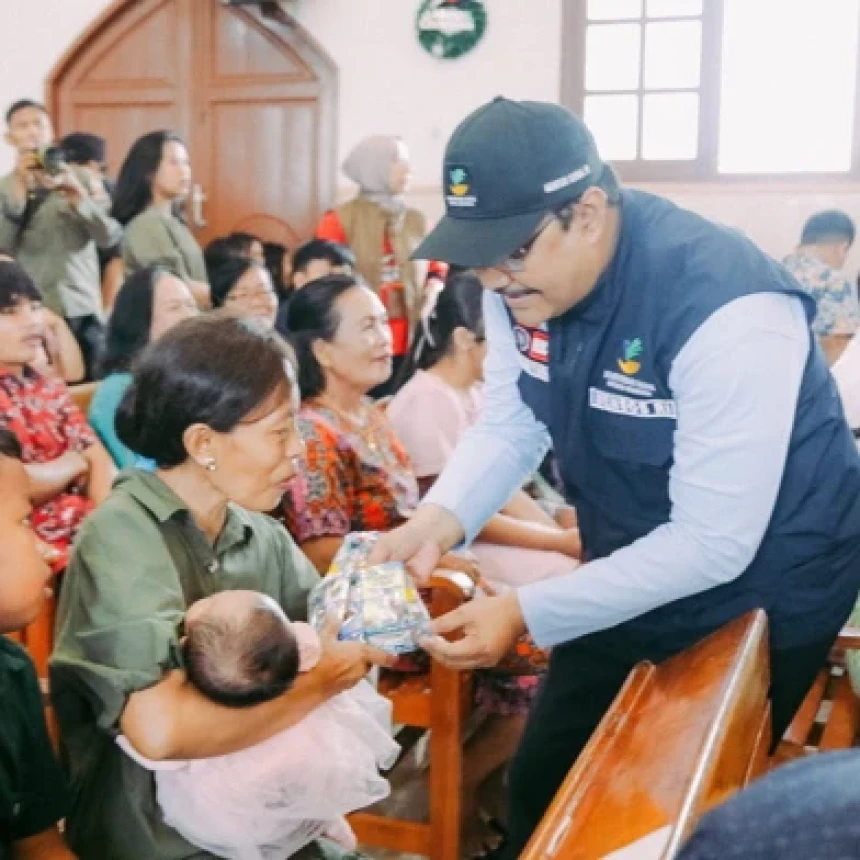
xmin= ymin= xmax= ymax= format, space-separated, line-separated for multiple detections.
xmin=388 ymin=370 xmax=483 ymax=478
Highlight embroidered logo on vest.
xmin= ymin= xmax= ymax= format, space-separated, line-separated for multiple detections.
xmin=617 ymin=338 xmax=643 ymax=375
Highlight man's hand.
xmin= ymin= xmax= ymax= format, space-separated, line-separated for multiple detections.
xmin=315 ymin=616 xmax=395 ymax=696
xmin=11 ymin=150 xmax=39 ymax=202
xmin=368 ymin=504 xmax=464 ymax=583
xmin=41 ymin=167 xmax=88 ymax=208
xmin=14 ymin=150 xmax=40 ymax=183
xmin=420 ymin=591 xmax=527 ymax=670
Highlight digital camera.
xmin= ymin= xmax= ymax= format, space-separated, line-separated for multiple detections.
xmin=32 ymin=145 xmax=67 ymax=176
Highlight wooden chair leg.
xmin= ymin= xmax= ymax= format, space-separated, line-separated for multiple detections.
xmin=430 ymin=658 xmax=464 ymax=860
xmin=820 ymin=675 xmax=860 ymax=751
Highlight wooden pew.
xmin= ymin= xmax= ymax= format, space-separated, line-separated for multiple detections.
xmin=522 ymin=611 xmax=770 ymax=860
xmin=777 ymin=625 xmax=860 ymax=758
xmin=68 ymin=381 xmax=98 ymax=415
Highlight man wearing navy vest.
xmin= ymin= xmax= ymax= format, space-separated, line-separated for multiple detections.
xmin=371 ymin=98 xmax=860 ymax=855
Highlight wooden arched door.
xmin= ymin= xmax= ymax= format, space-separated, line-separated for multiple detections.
xmin=48 ymin=0 xmax=338 ymax=247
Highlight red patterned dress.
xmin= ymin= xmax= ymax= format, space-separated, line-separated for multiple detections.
xmin=279 ymin=401 xmax=547 ymax=716
xmin=0 ymin=367 xmax=96 ymax=568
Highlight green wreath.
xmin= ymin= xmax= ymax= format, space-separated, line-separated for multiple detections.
xmin=417 ymin=0 xmax=487 ymax=60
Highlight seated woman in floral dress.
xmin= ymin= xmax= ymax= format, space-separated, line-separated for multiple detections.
xmin=279 ymin=275 xmax=550 ymax=856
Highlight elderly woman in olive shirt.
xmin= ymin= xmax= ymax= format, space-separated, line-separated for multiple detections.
xmin=50 ymin=313 xmax=390 ymax=860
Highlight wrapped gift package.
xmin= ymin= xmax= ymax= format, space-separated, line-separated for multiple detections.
xmin=308 ymin=532 xmax=432 ymax=655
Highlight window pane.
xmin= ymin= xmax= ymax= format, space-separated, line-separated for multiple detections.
xmin=719 ymin=0 xmax=860 ymax=173
xmin=584 ymin=94 xmax=640 ymax=160
xmin=587 ymin=0 xmax=643 ymax=21
xmin=646 ymin=0 xmax=703 ymax=18
xmin=585 ymin=23 xmax=642 ymax=91
xmin=642 ymin=92 xmax=699 ymax=159
xmin=643 ymin=21 xmax=701 ymax=89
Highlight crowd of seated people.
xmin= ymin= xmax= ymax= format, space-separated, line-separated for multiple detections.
xmin=4 ymin=85 xmax=860 ymax=860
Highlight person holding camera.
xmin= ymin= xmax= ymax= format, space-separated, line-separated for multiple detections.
xmin=0 ymin=100 xmax=122 ymax=380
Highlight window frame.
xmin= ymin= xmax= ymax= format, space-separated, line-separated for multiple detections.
xmin=561 ymin=0 xmax=860 ymax=183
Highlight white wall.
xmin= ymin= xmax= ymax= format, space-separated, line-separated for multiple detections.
xmin=292 ymin=0 xmax=562 ymax=186
xmin=1 ymin=0 xmax=859 ymax=274
xmin=0 ymin=0 xmax=109 ymax=176
xmin=0 ymin=0 xmax=563 ymax=185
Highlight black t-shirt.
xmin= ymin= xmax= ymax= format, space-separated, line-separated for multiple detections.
xmin=0 ymin=637 xmax=68 ymax=857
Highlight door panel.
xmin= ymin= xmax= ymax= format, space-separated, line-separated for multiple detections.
xmin=205 ymin=100 xmax=318 ymax=245
xmin=51 ymin=0 xmax=190 ymax=177
xmin=190 ymin=0 xmax=335 ymax=245
xmin=211 ymin=6 xmax=314 ymax=82
xmin=84 ymin=3 xmax=182 ymax=85
xmin=49 ymin=0 xmax=337 ymax=246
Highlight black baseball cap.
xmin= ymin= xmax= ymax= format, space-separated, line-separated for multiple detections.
xmin=413 ymin=97 xmax=613 ymax=268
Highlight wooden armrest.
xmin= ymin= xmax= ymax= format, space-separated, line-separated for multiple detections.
xmin=837 ymin=626 xmax=860 ymax=651
xmin=426 ymin=569 xmax=475 ymax=620
xmin=69 ymin=381 xmax=98 ymax=414
xmin=427 ymin=569 xmax=476 ymax=602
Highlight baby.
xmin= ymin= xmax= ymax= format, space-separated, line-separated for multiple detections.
xmin=117 ymin=590 xmax=399 ymax=860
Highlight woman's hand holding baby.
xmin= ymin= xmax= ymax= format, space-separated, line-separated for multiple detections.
xmin=315 ymin=616 xmax=395 ymax=696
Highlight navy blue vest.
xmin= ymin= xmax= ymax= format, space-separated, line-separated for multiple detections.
xmin=516 ymin=190 xmax=860 ymax=651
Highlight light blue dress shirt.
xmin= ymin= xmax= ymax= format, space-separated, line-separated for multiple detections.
xmin=425 ymin=289 xmax=810 ymax=648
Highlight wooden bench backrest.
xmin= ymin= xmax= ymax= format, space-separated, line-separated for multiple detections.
xmin=68 ymin=381 xmax=98 ymax=416
xmin=522 ymin=610 xmax=770 ymax=860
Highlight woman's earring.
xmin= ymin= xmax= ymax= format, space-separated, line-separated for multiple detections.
xmin=202 ymin=457 xmax=217 ymax=472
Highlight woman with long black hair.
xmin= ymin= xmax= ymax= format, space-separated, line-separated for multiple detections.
xmin=113 ymin=131 xmax=209 ymax=307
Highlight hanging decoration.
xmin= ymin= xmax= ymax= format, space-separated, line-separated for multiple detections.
xmin=416 ymin=0 xmax=487 ymax=60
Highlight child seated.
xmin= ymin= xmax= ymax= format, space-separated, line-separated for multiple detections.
xmin=0 ymin=426 xmax=76 ymax=859
xmin=117 ymin=589 xmax=398 ymax=860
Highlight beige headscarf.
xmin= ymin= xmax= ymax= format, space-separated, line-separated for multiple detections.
xmin=337 ymin=136 xmax=428 ymax=337
xmin=342 ymin=135 xmax=405 ymax=214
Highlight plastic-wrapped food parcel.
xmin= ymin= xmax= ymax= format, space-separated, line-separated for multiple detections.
xmin=309 ymin=532 xmax=432 ymax=655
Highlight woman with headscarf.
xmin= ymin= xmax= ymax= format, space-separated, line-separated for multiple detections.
xmin=315 ymin=135 xmax=446 ymax=395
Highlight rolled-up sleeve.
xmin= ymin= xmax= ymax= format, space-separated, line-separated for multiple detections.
xmin=423 ymin=291 xmax=552 ymax=542
xmin=72 ymin=196 xmax=123 ymax=251
xmin=50 ymin=513 xmax=184 ymax=735
xmin=519 ymin=292 xmax=810 ymax=648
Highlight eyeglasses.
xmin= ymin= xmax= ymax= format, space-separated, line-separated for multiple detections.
xmin=498 ymin=214 xmax=559 ymax=274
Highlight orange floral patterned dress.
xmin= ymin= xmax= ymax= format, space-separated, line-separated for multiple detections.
xmin=278 ymin=401 xmax=547 ymax=716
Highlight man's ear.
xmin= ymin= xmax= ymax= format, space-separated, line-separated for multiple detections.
xmin=577 ymin=186 xmax=612 ymax=245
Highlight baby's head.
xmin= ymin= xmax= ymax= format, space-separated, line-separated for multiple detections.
xmin=182 ymin=590 xmax=317 ymax=709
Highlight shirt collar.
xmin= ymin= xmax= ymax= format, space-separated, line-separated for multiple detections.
xmin=0 ymin=637 xmax=32 ymax=694
xmin=116 ymin=469 xmax=253 ymax=551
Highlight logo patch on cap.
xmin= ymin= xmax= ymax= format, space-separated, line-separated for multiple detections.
xmin=446 ymin=165 xmax=477 ymax=208
xmin=544 ymin=164 xmax=591 ymax=195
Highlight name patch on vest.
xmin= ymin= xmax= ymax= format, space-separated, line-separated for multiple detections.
xmin=602 ymin=369 xmax=657 ymax=398
xmin=514 ymin=325 xmax=549 ymax=382
xmin=589 ymin=387 xmax=677 ymax=419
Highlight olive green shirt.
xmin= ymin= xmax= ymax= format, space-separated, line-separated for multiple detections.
xmin=49 ymin=469 xmax=331 ymax=860
xmin=122 ymin=209 xmax=207 ymax=283
xmin=0 ymin=169 xmax=122 ymax=318
xmin=0 ymin=638 xmax=68 ymax=859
